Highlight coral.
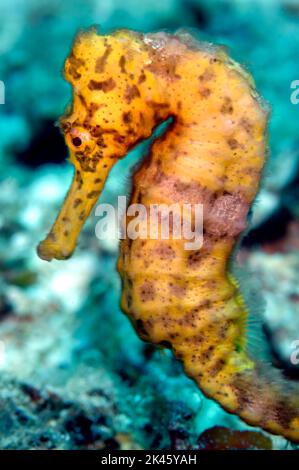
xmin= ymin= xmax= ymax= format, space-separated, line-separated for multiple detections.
xmin=196 ymin=426 xmax=272 ymax=450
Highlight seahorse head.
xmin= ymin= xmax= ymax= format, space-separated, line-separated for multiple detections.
xmin=61 ymin=29 xmax=162 ymax=165
xmin=37 ymin=29 xmax=167 ymax=261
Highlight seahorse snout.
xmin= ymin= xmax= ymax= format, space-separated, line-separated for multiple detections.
xmin=37 ymin=237 xmax=74 ymax=261
xmin=37 ymin=164 xmax=106 ymax=261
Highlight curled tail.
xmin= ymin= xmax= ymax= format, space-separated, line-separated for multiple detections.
xmin=225 ymin=361 xmax=299 ymax=442
xmin=168 ymin=276 xmax=299 ymax=442
xmin=120 ymin=232 xmax=299 ymax=442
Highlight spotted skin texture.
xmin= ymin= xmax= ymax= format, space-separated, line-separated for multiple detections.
xmin=37 ymin=29 xmax=299 ymax=442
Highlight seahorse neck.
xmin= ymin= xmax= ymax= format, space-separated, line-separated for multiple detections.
xmin=148 ymin=117 xmax=215 ymax=190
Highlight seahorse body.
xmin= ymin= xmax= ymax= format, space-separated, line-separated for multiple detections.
xmin=37 ymin=29 xmax=299 ymax=442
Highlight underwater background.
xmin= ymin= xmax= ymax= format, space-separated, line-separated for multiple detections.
xmin=0 ymin=0 xmax=299 ymax=450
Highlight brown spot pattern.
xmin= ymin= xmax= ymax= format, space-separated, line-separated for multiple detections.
xmin=73 ymin=198 xmax=82 ymax=208
xmin=122 ymin=111 xmax=133 ymax=124
xmin=199 ymin=87 xmax=211 ymax=98
xmin=140 ymin=280 xmax=156 ymax=302
xmin=88 ymin=78 xmax=116 ymax=92
xmin=124 ymin=84 xmax=140 ymax=103
xmin=119 ymin=55 xmax=127 ymax=73
xmin=95 ymin=45 xmax=112 ymax=73
xmin=227 ymin=138 xmax=239 ymax=150
xmin=68 ymin=52 xmax=85 ymax=80
xmin=221 ymin=97 xmax=234 ymax=114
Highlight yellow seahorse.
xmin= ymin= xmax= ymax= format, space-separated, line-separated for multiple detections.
xmin=37 ymin=29 xmax=299 ymax=442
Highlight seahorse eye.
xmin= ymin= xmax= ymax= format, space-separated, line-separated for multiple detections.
xmin=72 ymin=136 xmax=83 ymax=147
xmin=67 ymin=127 xmax=94 ymax=152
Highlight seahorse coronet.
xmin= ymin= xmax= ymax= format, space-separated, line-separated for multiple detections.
xmin=37 ymin=28 xmax=299 ymax=443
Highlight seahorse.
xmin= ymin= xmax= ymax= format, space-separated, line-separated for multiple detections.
xmin=37 ymin=29 xmax=299 ymax=442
